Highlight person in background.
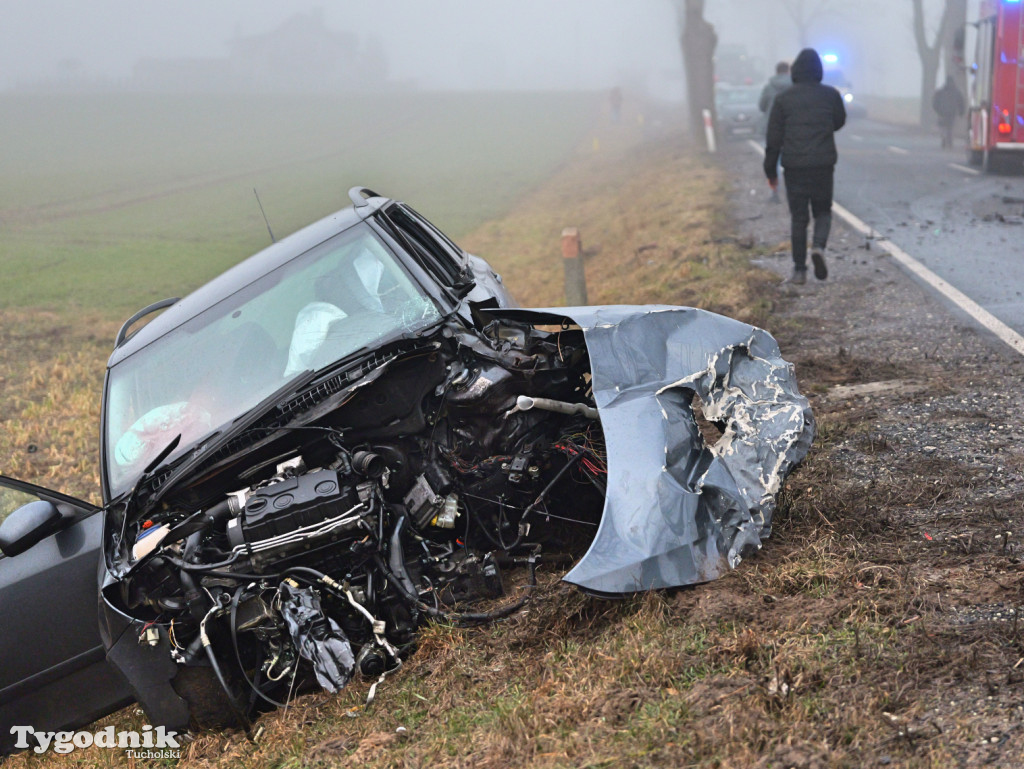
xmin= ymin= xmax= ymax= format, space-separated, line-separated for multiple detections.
xmin=609 ymin=86 xmax=623 ymax=123
xmin=759 ymin=61 xmax=791 ymax=203
xmin=932 ymin=75 xmax=965 ymax=150
xmin=764 ymin=48 xmax=846 ymax=285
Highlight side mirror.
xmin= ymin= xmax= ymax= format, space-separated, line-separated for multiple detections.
xmin=0 ymin=500 xmax=63 ymax=557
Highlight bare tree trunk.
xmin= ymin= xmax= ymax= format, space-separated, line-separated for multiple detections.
xmin=942 ymin=0 xmax=968 ymax=124
xmin=791 ymin=0 xmax=812 ymax=48
xmin=675 ymin=0 xmax=718 ymax=139
xmin=779 ymin=0 xmax=840 ymax=48
xmin=795 ymin=20 xmax=810 ymax=49
xmin=912 ymin=0 xmax=952 ymax=127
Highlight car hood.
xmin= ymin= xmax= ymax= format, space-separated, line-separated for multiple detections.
xmin=491 ymin=305 xmax=814 ymax=593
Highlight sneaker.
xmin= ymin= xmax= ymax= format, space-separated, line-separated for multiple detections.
xmin=769 ymin=190 xmax=781 ymax=204
xmin=791 ymin=267 xmax=807 ymax=285
xmin=811 ymin=250 xmax=828 ymax=280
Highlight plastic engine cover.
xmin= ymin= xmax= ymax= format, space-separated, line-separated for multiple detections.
xmin=227 ymin=469 xmax=357 ymax=548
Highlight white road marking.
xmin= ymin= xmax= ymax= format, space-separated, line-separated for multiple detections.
xmin=948 ymin=163 xmax=981 ymax=175
xmin=745 ymin=140 xmax=1024 ymax=357
xmin=831 ymin=201 xmax=1024 ymax=356
xmin=887 ymin=145 xmax=909 ymax=155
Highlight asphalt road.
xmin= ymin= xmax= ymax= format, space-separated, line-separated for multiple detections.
xmin=831 ymin=118 xmax=1024 ymax=334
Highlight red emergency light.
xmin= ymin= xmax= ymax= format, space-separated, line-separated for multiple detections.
xmin=998 ymin=109 xmax=1013 ymax=134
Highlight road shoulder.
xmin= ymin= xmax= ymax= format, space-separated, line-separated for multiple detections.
xmin=720 ymin=140 xmax=1024 ymax=766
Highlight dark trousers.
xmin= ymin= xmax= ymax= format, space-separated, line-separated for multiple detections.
xmin=783 ymin=166 xmax=834 ymax=269
xmin=939 ymin=121 xmax=954 ymax=149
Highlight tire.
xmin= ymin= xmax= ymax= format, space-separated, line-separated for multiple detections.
xmin=968 ymin=149 xmax=983 ymax=166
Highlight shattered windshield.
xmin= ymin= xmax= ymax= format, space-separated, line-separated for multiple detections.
xmin=104 ymin=222 xmax=441 ymax=497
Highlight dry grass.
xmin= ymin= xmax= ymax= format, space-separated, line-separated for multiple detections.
xmin=0 ymin=310 xmax=117 ymax=502
xmin=461 ymin=117 xmax=776 ymax=327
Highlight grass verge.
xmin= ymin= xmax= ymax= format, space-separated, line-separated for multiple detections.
xmin=0 ymin=91 xmax=600 ymax=316
xmin=2 ymin=116 xmax=947 ymax=768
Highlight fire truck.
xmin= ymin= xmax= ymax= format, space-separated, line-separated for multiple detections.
xmin=966 ymin=0 xmax=1024 ymax=171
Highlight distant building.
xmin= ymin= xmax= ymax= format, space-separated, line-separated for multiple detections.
xmin=132 ymin=9 xmax=390 ymax=93
xmin=229 ymin=9 xmax=379 ymax=91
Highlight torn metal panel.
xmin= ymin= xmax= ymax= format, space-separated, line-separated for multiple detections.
xmin=496 ymin=305 xmax=814 ymax=593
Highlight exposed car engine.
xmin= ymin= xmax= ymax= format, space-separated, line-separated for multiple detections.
xmin=104 ymin=317 xmax=606 ymax=722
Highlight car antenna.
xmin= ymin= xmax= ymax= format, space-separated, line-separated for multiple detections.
xmin=253 ymin=188 xmax=276 ymax=243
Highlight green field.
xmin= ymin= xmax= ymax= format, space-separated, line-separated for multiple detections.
xmin=1 ymin=91 xmax=600 ymax=316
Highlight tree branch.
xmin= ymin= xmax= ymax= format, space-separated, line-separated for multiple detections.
xmin=778 ymin=0 xmax=843 ymax=44
xmin=912 ymin=0 xmax=953 ymax=57
xmin=804 ymin=0 xmax=840 ymax=27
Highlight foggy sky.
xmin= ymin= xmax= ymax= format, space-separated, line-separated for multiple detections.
xmin=0 ymin=0 xmax=967 ymax=98
xmin=0 ymin=1 xmax=684 ymax=96
xmin=706 ymin=0 xmax=967 ymax=99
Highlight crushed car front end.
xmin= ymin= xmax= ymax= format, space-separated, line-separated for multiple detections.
xmin=96 ymin=189 xmax=813 ymax=730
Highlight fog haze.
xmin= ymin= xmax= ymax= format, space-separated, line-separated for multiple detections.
xmin=706 ymin=0 xmax=968 ymax=99
xmin=0 ymin=1 xmax=977 ymax=100
xmin=0 ymin=1 xmax=684 ymax=96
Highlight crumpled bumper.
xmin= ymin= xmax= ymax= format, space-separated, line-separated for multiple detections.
xmin=496 ymin=305 xmax=814 ymax=594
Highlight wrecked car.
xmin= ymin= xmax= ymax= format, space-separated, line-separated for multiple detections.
xmin=0 ymin=188 xmax=813 ymax=745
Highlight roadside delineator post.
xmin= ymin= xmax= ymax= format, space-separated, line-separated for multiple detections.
xmin=702 ymin=108 xmax=717 ymax=154
xmin=562 ymin=227 xmax=588 ymax=306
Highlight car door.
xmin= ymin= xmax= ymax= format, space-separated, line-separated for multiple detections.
xmin=0 ymin=476 xmax=134 ymax=753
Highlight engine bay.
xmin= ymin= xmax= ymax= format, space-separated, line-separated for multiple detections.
xmin=104 ymin=317 xmax=607 ymax=720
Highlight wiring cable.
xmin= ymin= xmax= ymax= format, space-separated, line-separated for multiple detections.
xmin=199 ymin=604 xmax=252 ymax=732
xmin=229 ymin=585 xmax=292 ymax=709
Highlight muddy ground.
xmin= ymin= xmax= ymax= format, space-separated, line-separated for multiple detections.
xmin=720 ymin=142 xmax=1024 ymax=767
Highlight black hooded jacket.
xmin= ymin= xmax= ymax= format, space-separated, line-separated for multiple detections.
xmin=764 ymin=49 xmax=846 ymax=177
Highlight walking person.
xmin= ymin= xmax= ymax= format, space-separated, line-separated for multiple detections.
xmin=764 ymin=48 xmax=846 ymax=285
xmin=759 ymin=61 xmax=792 ymax=203
xmin=932 ymin=75 xmax=965 ymax=150
xmin=609 ymin=86 xmax=623 ymax=123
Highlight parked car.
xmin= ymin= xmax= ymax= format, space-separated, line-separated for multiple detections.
xmin=715 ymin=84 xmax=765 ymax=139
xmin=822 ymin=69 xmax=866 ymax=118
xmin=0 ymin=188 xmax=813 ymax=748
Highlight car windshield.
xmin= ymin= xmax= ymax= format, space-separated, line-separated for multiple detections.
xmin=823 ymin=70 xmax=849 ymax=88
xmin=716 ymin=87 xmax=760 ymax=106
xmin=104 ymin=222 xmax=442 ymax=497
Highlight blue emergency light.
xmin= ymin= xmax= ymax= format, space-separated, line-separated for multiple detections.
xmin=822 ymin=53 xmax=839 ymax=64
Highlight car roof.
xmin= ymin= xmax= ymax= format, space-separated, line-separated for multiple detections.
xmin=108 ymin=201 xmax=371 ymax=367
